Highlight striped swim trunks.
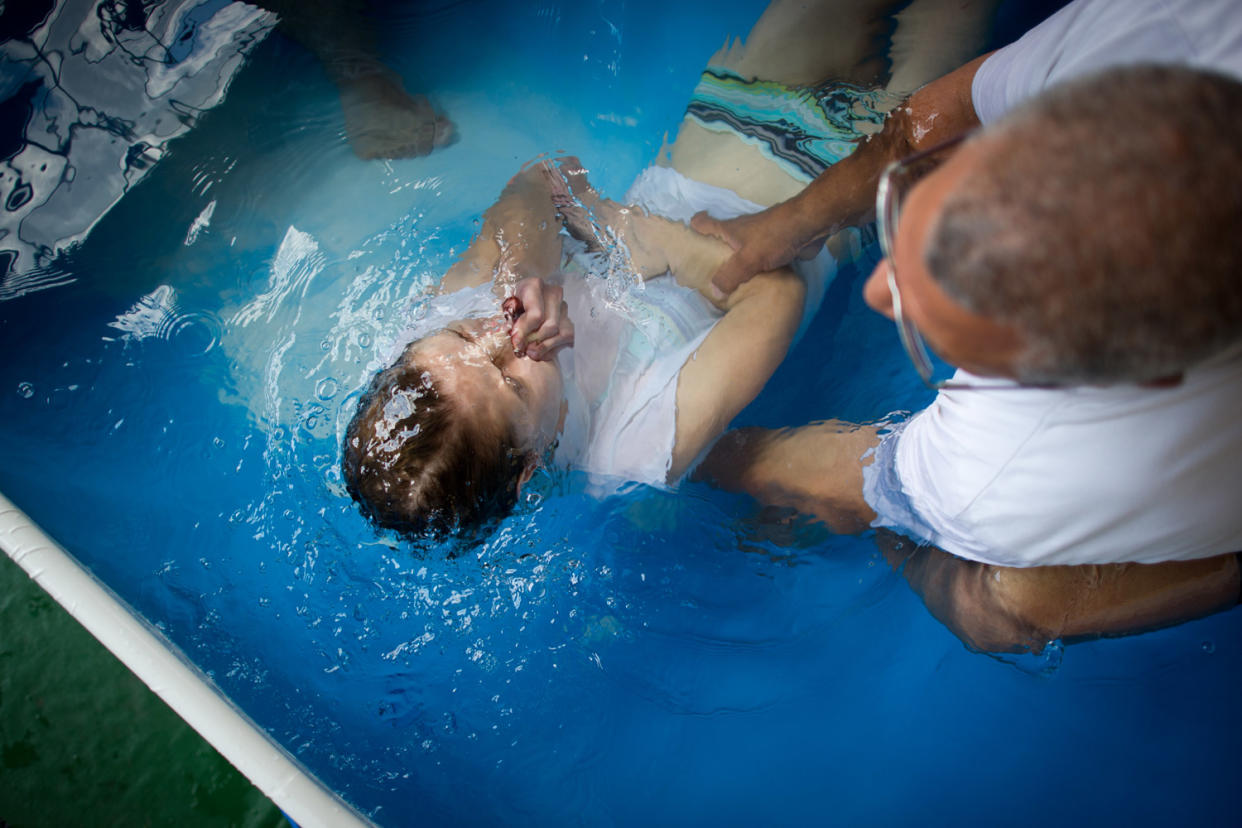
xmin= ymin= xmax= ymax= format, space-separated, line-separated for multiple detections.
xmin=685 ymin=66 xmax=895 ymax=182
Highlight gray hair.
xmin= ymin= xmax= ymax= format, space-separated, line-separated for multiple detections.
xmin=925 ymin=64 xmax=1242 ymax=384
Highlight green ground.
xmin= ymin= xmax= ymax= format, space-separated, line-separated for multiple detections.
xmin=0 ymin=551 xmax=288 ymax=827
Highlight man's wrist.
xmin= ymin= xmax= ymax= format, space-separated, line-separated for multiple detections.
xmin=783 ymin=187 xmax=835 ymax=251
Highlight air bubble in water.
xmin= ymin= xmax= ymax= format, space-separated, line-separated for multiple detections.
xmin=16 ymin=382 xmax=34 ymax=399
xmin=315 ymin=377 xmax=339 ymax=400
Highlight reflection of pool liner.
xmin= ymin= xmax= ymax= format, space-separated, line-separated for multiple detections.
xmin=0 ymin=0 xmax=276 ymax=299
xmin=0 ymin=492 xmax=373 ymax=828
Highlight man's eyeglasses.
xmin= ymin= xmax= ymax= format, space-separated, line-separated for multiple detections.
xmin=875 ymin=132 xmax=1004 ymax=391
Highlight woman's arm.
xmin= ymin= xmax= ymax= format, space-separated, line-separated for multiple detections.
xmin=439 ymin=162 xmax=568 ymax=295
xmin=667 ymin=267 xmax=807 ymax=480
xmin=546 ymin=159 xmax=754 ymax=311
xmin=437 ymin=162 xmax=577 ymax=357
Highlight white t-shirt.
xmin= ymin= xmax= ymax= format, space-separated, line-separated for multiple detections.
xmin=867 ymin=0 xmax=1242 ymax=566
xmin=972 ymin=0 xmax=1242 ymax=125
xmin=866 ymin=347 xmax=1242 ymax=566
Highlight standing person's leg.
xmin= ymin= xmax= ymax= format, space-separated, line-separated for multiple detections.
xmin=711 ymin=0 xmax=1001 ymax=98
xmin=667 ymin=0 xmax=898 ymax=205
xmin=256 ymin=0 xmax=455 ymax=159
xmin=712 ymin=0 xmax=901 ymax=88
xmin=665 ymin=0 xmax=997 ymax=205
xmin=886 ymin=0 xmax=1002 ymax=94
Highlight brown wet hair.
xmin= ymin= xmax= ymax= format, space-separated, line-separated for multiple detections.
xmin=342 ymin=343 xmax=530 ymax=536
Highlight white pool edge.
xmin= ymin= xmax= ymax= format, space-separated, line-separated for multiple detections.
xmin=0 ymin=491 xmax=375 ymax=828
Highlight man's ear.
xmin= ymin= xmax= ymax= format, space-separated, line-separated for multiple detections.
xmin=515 ymin=456 xmax=540 ymax=494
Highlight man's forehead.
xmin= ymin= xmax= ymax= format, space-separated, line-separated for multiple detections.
xmin=894 ymin=137 xmax=1027 ymax=377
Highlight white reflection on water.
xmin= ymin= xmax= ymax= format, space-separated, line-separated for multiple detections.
xmin=0 ymin=0 xmax=276 ymax=298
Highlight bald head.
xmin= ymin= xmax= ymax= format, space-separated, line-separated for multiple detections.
xmin=925 ymin=64 xmax=1242 ymax=384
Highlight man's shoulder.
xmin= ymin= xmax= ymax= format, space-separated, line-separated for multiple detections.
xmin=972 ymin=0 xmax=1242 ymax=125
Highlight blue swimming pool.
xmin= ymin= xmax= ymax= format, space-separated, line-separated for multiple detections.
xmin=2 ymin=1 xmax=1239 ymax=825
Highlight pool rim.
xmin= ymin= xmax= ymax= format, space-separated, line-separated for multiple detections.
xmin=0 ymin=490 xmax=375 ymax=828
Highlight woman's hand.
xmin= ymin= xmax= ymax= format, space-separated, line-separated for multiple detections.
xmin=507 ymin=277 xmax=574 ymax=361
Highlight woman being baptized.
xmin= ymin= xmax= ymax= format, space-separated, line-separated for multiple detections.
xmin=342 ymin=156 xmax=825 ymax=534
xmin=337 ymin=0 xmax=909 ymax=534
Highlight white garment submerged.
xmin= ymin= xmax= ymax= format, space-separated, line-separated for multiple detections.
xmin=559 ymin=165 xmax=835 ymax=494
xmin=864 ymin=347 xmax=1242 ymax=567
xmin=972 ymin=0 xmax=1242 ymax=125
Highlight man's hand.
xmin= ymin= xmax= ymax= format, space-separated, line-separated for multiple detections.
xmin=690 ymin=204 xmax=823 ymax=297
xmin=506 ymin=277 xmax=574 ymax=361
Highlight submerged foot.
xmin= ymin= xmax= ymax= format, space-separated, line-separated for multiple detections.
xmin=337 ymin=71 xmax=455 ymax=160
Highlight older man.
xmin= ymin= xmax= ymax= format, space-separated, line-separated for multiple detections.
xmin=697 ymin=64 xmax=1242 ymax=652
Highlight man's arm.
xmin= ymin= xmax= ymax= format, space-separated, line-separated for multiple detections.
xmin=692 ymin=52 xmax=990 ymax=295
xmin=878 ymin=531 xmax=1242 ymax=653
xmin=693 ymin=423 xmax=882 ymax=533
xmin=697 ymin=430 xmax=1241 ymax=653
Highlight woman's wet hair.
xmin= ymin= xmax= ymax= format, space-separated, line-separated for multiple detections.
xmin=342 ymin=342 xmax=530 ymax=536
xmin=925 ymin=64 xmax=1242 ymax=384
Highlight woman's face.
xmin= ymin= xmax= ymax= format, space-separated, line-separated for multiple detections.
xmin=410 ymin=315 xmax=565 ymax=454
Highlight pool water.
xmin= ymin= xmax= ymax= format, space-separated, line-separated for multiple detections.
xmin=1 ymin=1 xmax=1239 ymax=825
